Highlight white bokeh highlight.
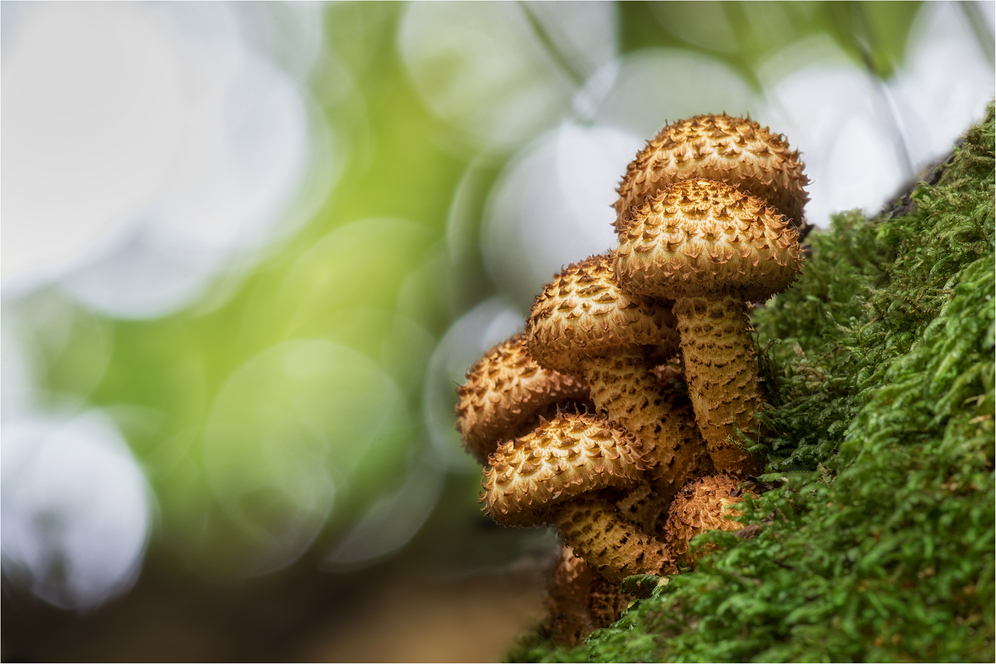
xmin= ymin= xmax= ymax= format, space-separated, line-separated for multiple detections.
xmin=758 ymin=37 xmax=910 ymax=228
xmin=2 ymin=4 xmax=186 ymax=285
xmin=482 ymin=123 xmax=642 ymax=307
xmin=891 ymin=2 xmax=996 ymax=170
xmin=1 ymin=412 xmax=153 ymax=610
xmin=2 ymin=2 xmax=330 ymax=318
xmin=595 ymin=49 xmax=763 ymax=139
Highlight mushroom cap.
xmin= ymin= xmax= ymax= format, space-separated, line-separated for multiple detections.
xmin=615 ymin=179 xmax=803 ymax=302
xmin=527 ymin=253 xmax=680 ymax=374
xmin=615 ymin=113 xmax=809 ymax=229
xmin=665 ymin=473 xmax=751 ymax=563
xmin=456 ymin=334 xmax=590 ymax=465
xmin=482 ymin=412 xmax=651 ymax=527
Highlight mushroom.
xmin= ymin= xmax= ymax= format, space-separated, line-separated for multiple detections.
xmin=554 ymin=494 xmax=678 ymax=582
xmin=545 ymin=543 xmax=633 ymax=646
xmin=526 ymin=253 xmax=706 ymax=494
xmin=614 ymin=113 xmax=810 ymax=231
xmin=455 ymin=333 xmax=591 ymax=465
xmin=545 ymin=544 xmax=597 ymax=646
xmin=483 ymin=412 xmax=675 ymax=582
xmin=665 ymin=474 xmax=753 ymax=565
xmin=615 ymin=479 xmax=676 ymax=538
xmin=614 ymin=178 xmax=804 ymax=474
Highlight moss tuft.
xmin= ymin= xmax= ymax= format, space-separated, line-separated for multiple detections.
xmin=513 ymin=103 xmax=995 ymax=662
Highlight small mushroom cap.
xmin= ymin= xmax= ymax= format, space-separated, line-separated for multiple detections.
xmin=665 ymin=473 xmax=752 ymax=563
xmin=456 ymin=334 xmax=590 ymax=465
xmin=528 ymin=253 xmax=680 ymax=374
xmin=482 ymin=413 xmax=651 ymax=527
xmin=615 ymin=113 xmax=809 ymax=229
xmin=615 ymin=179 xmax=803 ymax=302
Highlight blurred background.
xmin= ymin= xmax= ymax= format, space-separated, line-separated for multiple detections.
xmin=2 ymin=2 xmax=993 ymax=661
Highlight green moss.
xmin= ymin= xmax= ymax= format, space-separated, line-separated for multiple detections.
xmin=509 ymin=104 xmax=995 ymax=663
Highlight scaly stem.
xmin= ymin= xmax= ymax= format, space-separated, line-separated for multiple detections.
xmin=554 ymin=495 xmax=676 ymax=582
xmin=672 ymin=294 xmax=763 ymax=475
xmin=584 ymin=348 xmax=706 ymax=492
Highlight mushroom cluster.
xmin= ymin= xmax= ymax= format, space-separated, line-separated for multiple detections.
xmin=456 ymin=114 xmax=808 ymax=644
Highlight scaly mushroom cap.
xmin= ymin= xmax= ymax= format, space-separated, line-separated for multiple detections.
xmin=665 ymin=474 xmax=752 ymax=563
xmin=483 ymin=413 xmax=651 ymax=527
xmin=615 ymin=113 xmax=809 ymax=229
xmin=615 ymin=179 xmax=803 ymax=303
xmin=528 ymin=253 xmax=680 ymax=375
xmin=456 ymin=334 xmax=590 ymax=465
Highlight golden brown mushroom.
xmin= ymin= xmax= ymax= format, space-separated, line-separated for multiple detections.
xmin=526 ymin=253 xmax=706 ymax=491
xmin=544 ymin=543 xmax=634 ymax=646
xmin=483 ymin=412 xmax=675 ymax=582
xmin=665 ymin=474 xmax=753 ymax=565
xmin=615 ymin=113 xmax=810 ymax=231
xmin=455 ymin=333 xmax=591 ymax=465
xmin=545 ymin=544 xmax=597 ymax=646
xmin=615 ymin=179 xmax=804 ymax=474
xmin=554 ymin=494 xmax=678 ymax=582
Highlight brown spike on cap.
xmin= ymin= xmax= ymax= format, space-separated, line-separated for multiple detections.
xmin=615 ymin=179 xmax=803 ymax=303
xmin=527 ymin=254 xmax=679 ymax=375
xmin=527 ymin=254 xmax=704 ymax=484
xmin=554 ymin=495 xmax=677 ymax=582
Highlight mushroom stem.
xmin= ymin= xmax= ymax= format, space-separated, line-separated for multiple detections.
xmin=583 ymin=348 xmax=662 ymax=441
xmin=546 ymin=544 xmax=597 ymax=646
xmin=584 ymin=348 xmax=707 ymax=492
xmin=545 ymin=544 xmax=633 ymax=646
xmin=671 ymin=295 xmax=763 ymax=475
xmin=553 ymin=494 xmax=677 ymax=582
